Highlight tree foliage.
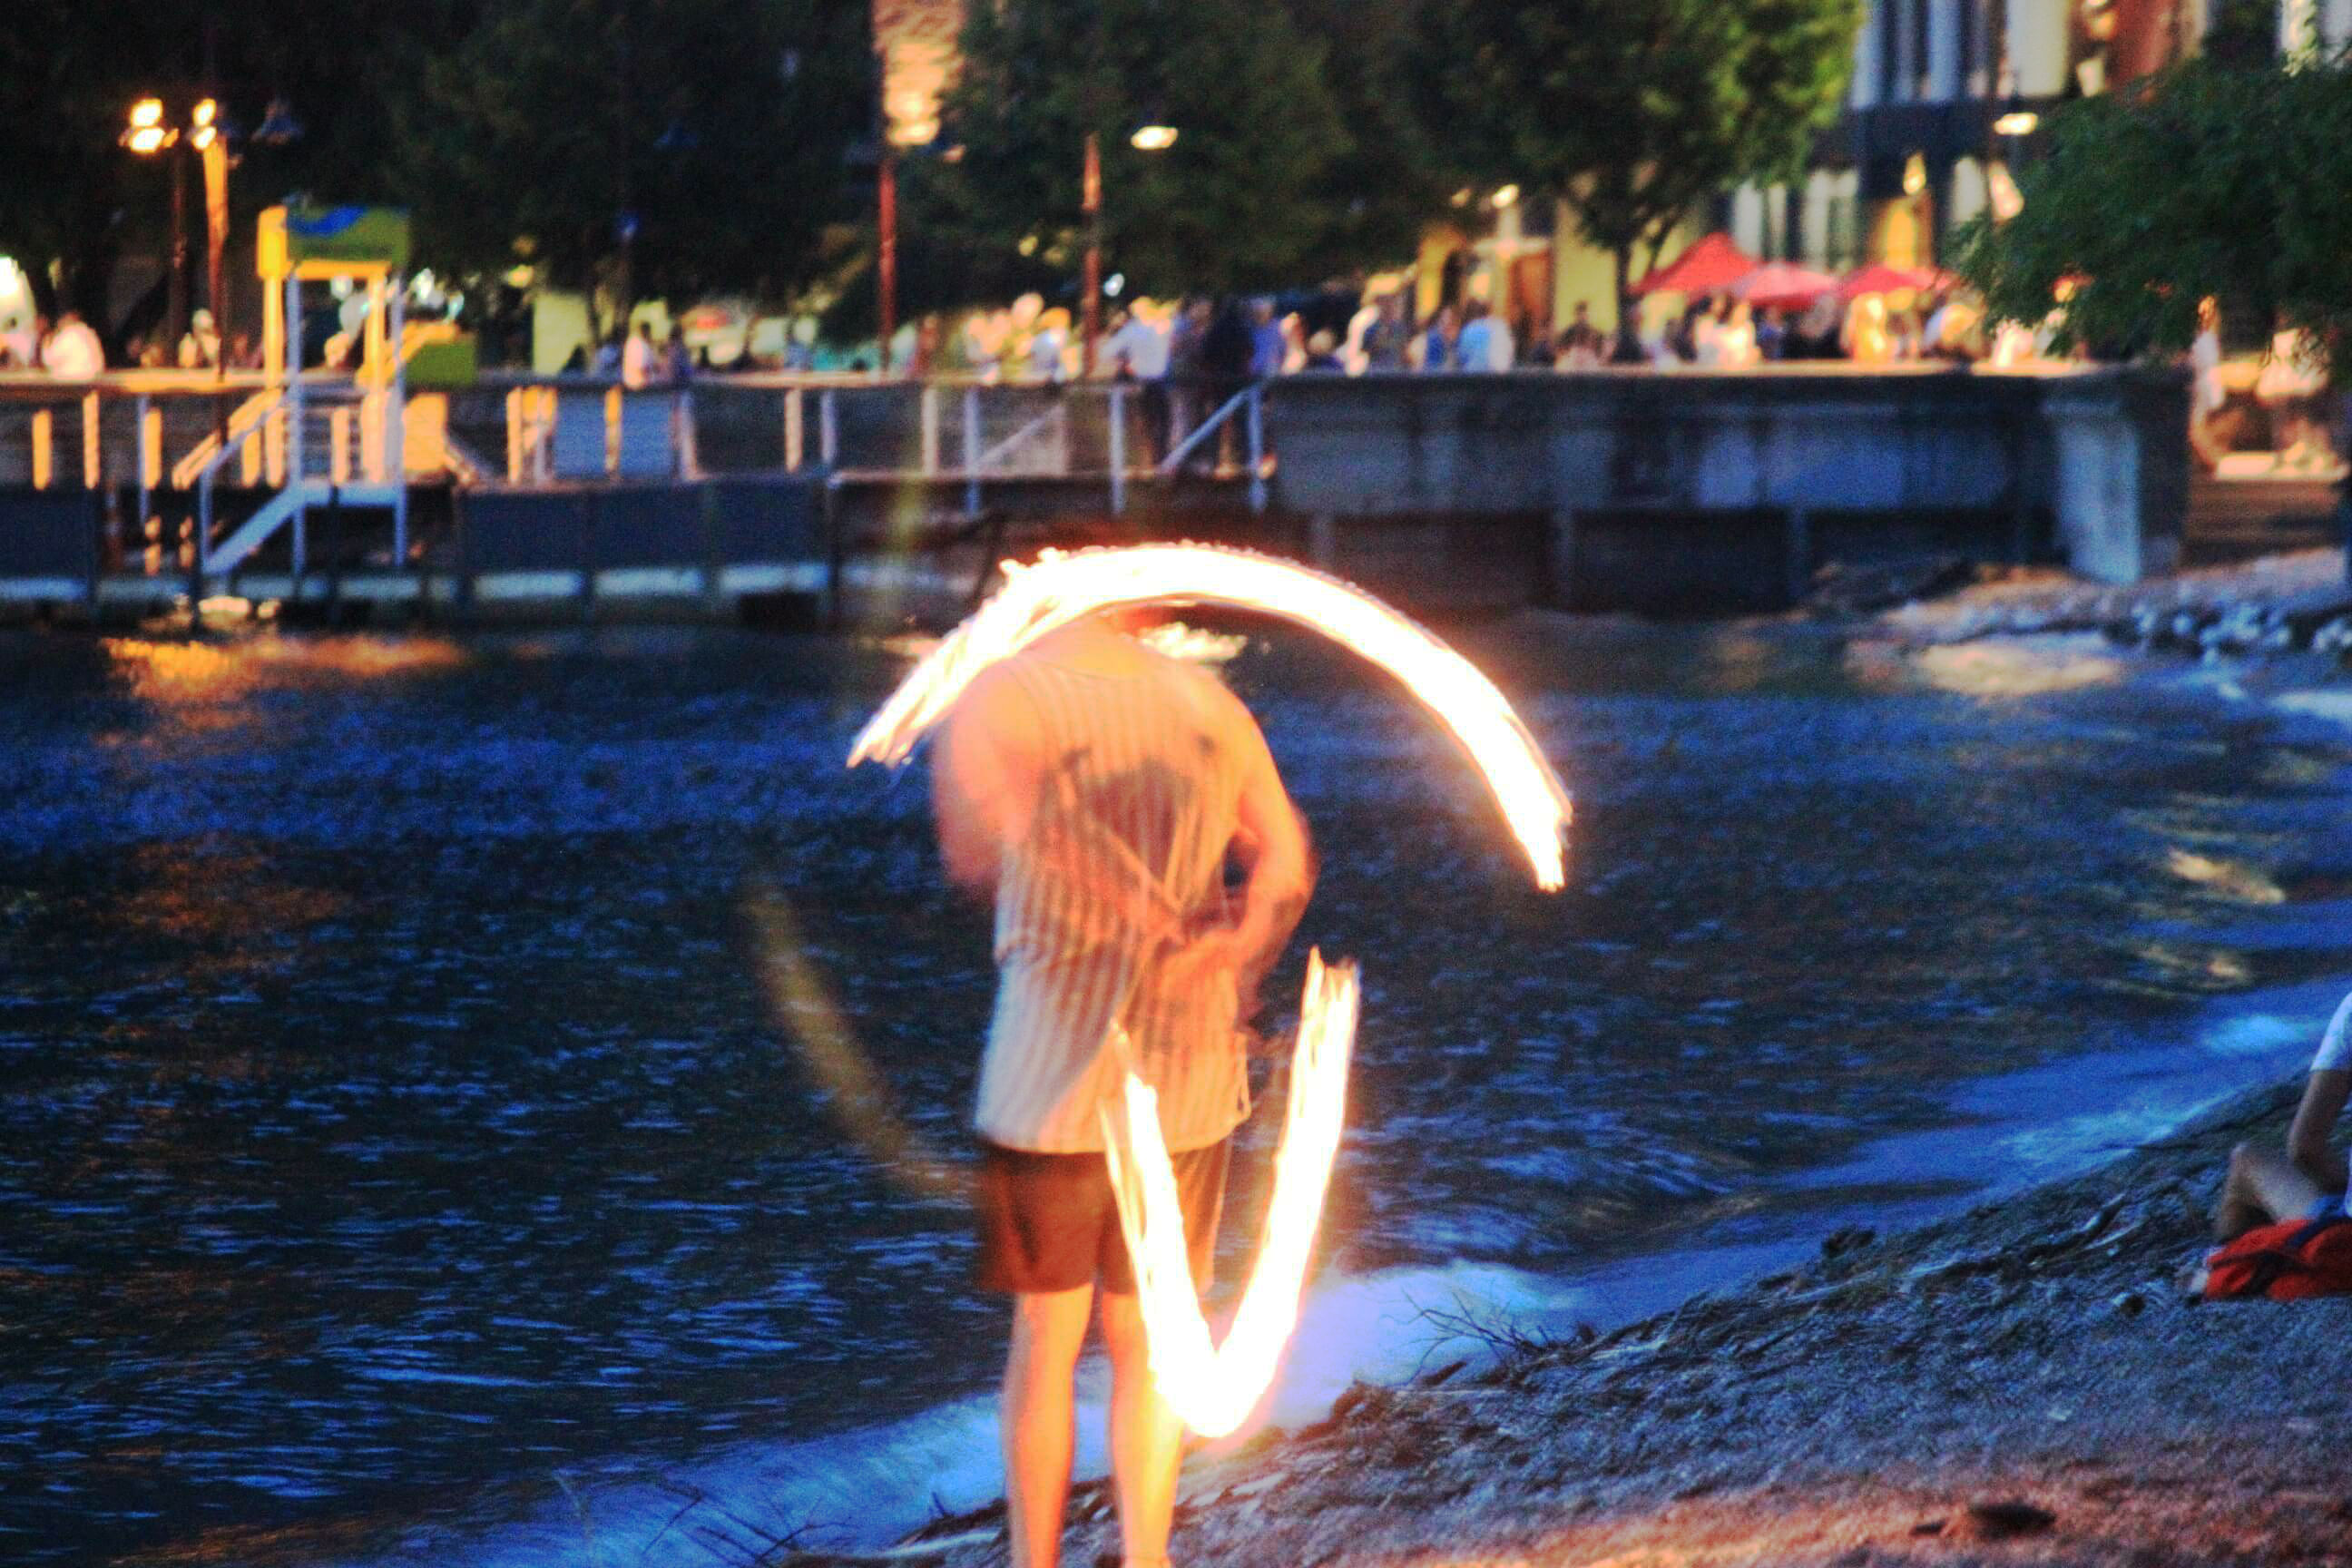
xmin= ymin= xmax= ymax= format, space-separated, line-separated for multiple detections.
xmin=1956 ymin=50 xmax=2352 ymax=381
xmin=0 ymin=0 xmax=454 ymax=326
xmin=1429 ymin=0 xmax=1862 ymax=312
xmin=916 ymin=0 xmax=1357 ymax=300
xmin=396 ymin=0 xmax=870 ymax=323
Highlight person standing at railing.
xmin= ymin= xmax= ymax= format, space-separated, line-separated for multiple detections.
xmin=39 ymin=311 xmax=104 ymax=379
xmin=1416 ymin=304 xmax=1459 ymax=372
xmin=2 ymin=314 xmax=43 ymax=370
xmin=622 ymin=321 xmax=660 ymax=389
xmin=1246 ymin=300 xmax=1284 ymax=380
xmin=1106 ymin=307 xmax=1171 ymax=463
xmin=1165 ymin=299 xmax=1210 ymax=459
xmin=178 ymin=309 xmax=221 ymax=370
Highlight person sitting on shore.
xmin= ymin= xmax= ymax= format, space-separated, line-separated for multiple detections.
xmin=2214 ymin=990 xmax=2352 ymax=1240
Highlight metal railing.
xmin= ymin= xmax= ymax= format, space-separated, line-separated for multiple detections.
xmin=2 ymin=372 xmax=1275 ymax=525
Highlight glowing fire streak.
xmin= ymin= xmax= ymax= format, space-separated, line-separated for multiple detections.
xmin=847 ymin=544 xmax=1572 ymax=889
xmin=1100 ymin=950 xmax=1358 ymax=1436
xmin=849 ymin=544 xmax=1569 ymax=1434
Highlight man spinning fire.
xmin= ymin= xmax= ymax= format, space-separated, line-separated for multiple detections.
xmin=930 ymin=608 xmax=1313 ymax=1568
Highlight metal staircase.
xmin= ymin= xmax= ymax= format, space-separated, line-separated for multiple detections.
xmin=194 ymin=269 xmax=411 ymax=583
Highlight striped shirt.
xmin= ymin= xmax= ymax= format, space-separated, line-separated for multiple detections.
xmin=954 ymin=634 xmax=1269 ymax=1153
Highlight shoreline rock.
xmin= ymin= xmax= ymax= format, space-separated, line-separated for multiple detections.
xmin=826 ymin=1076 xmax=2352 ymax=1568
xmin=1852 ymin=547 xmax=2352 ymax=662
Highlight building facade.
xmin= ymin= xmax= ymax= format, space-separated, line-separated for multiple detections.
xmin=1730 ymin=0 xmax=2352 ymax=271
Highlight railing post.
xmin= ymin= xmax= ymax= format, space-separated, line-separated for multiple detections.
xmin=285 ymin=270 xmax=306 ymax=561
xmin=819 ymin=388 xmax=838 ymax=467
xmin=332 ymin=407 xmax=353 ymax=484
xmin=136 ymin=394 xmax=154 ymax=532
xmin=604 ymin=386 xmax=622 ymax=476
xmin=1108 ymin=384 xmax=1126 ymax=515
xmin=31 ymin=408 xmax=52 ymax=490
xmin=920 ymin=385 xmax=941 ymax=475
xmin=785 ymin=387 xmax=805 ymax=472
xmin=83 ymin=391 xmax=102 ymax=489
xmin=675 ymin=387 xmax=698 ymax=478
xmin=506 ymin=387 xmax=524 ymax=484
xmin=198 ymin=473 xmax=212 ymax=578
xmin=1247 ymin=383 xmax=1266 ymax=514
xmin=963 ymin=386 xmax=981 ymax=518
xmin=389 ymin=278 xmax=408 ymax=563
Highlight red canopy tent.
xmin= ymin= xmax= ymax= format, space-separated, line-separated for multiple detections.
xmin=1730 ymin=262 xmax=1838 ymax=310
xmin=1631 ymin=233 xmax=1759 ymax=297
xmin=1838 ymin=262 xmax=1938 ymax=300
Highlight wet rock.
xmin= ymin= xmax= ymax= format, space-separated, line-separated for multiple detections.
xmin=1821 ymin=1226 xmax=1877 ymax=1260
xmin=1810 ymin=555 xmax=1975 ymax=616
xmin=1963 ymin=1498 xmax=2057 ymax=1539
xmin=2112 ymin=1289 xmax=2148 ymax=1318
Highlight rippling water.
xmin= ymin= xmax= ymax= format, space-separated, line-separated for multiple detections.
xmin=2 ymin=621 xmax=2349 ymax=1566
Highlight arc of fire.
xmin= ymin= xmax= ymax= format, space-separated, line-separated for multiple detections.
xmin=849 ymin=544 xmax=1569 ymax=1436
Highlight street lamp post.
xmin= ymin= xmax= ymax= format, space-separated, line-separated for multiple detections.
xmin=122 ymin=95 xmax=223 ymax=360
xmin=1078 ymin=123 xmax=1175 ymax=380
xmin=878 ymin=142 xmax=899 ymax=376
xmin=1079 ymin=132 xmax=1102 ymax=379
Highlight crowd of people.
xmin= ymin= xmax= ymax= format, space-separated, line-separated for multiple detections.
xmin=0 ymin=307 xmax=263 ymax=376
xmin=564 ymin=318 xmax=702 ymax=387
xmin=906 ymin=279 xmax=2043 ymax=391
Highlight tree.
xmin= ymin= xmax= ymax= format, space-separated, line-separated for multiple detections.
xmin=396 ymin=0 xmax=870 ymax=329
xmin=0 ymin=0 xmax=446 ymax=338
xmin=1277 ymin=0 xmax=1461 ymax=287
xmin=1428 ymin=0 xmax=1862 ymax=328
xmin=916 ymin=0 xmax=1354 ymax=301
xmin=1955 ymin=50 xmax=2352 ymax=382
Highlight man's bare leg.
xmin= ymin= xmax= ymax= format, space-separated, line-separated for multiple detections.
xmin=1100 ymin=1289 xmax=1182 ymax=1568
xmin=1003 ymin=1284 xmax=1094 ymax=1568
xmin=2214 ymin=1140 xmax=2325 ymax=1240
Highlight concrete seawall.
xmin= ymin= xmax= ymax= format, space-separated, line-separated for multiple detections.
xmin=1265 ymin=366 xmax=2189 ymax=613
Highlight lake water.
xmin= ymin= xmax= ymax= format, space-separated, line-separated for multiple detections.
xmin=3 ymin=619 xmax=2349 ymax=1567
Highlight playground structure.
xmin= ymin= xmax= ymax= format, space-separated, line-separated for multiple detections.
xmin=195 ymin=201 xmax=414 ymax=574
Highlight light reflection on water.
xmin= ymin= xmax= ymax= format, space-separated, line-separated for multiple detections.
xmin=0 ymin=621 xmax=2348 ymax=1565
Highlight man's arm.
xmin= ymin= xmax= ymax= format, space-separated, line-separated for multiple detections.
xmin=2288 ymin=1068 xmax=2351 ymax=1191
xmin=931 ymin=675 xmax=1039 ymax=897
xmin=1164 ymin=699 xmax=1313 ymax=1011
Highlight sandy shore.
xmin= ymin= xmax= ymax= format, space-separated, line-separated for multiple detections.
xmin=828 ymin=1077 xmax=2349 ymax=1568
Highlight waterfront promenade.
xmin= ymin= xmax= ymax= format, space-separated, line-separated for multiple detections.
xmin=0 ymin=359 xmax=2313 ymax=626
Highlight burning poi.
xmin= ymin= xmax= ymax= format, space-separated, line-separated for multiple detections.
xmin=851 ymin=544 xmax=1569 ymax=1436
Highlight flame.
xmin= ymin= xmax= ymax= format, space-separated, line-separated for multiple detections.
xmin=1101 ymin=950 xmax=1358 ymax=1436
xmin=847 ymin=544 xmax=1571 ymax=889
xmin=849 ymin=544 xmax=1569 ymax=1433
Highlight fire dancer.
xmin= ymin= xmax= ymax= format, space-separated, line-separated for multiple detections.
xmin=931 ymin=608 xmax=1313 ymax=1568
xmin=2214 ymin=989 xmax=2352 ymax=1240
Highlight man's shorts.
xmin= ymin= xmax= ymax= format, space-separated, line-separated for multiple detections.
xmin=975 ymin=1137 xmax=1229 ymax=1296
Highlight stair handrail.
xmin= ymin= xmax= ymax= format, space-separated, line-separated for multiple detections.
xmin=1154 ymin=381 xmax=1269 ymax=511
xmin=193 ymin=387 xmax=299 ymax=576
xmin=1155 ymin=382 xmax=1261 ymax=476
xmin=171 ymin=387 xmax=287 ymax=489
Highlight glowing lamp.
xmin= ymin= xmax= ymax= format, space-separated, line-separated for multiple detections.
xmin=1130 ymin=124 xmax=1179 ymax=152
xmin=130 ymin=97 xmax=163 ymax=129
xmin=192 ymin=98 xmax=217 ymax=128
xmin=124 ymin=125 xmax=171 ymax=154
xmin=1491 ymin=183 xmax=1520 ymax=209
xmin=1994 ymin=104 xmax=2039 ymax=136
